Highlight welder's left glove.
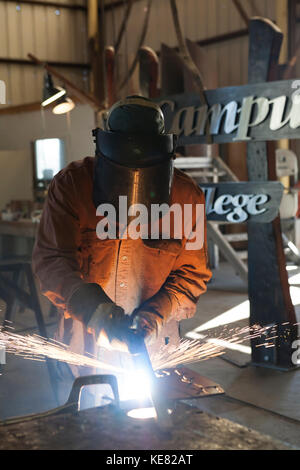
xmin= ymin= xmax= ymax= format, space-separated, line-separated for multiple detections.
xmin=87 ymin=303 xmax=131 ymax=345
xmin=67 ymin=283 xmax=131 ymax=345
xmin=131 ymin=290 xmax=172 ymax=342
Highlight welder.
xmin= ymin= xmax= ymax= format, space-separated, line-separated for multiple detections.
xmin=32 ymin=96 xmax=212 ymax=404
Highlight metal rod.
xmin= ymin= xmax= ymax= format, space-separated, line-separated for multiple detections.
xmin=232 ymin=0 xmax=250 ymax=27
xmin=118 ymin=0 xmax=152 ymax=92
xmin=114 ymin=0 xmax=133 ymax=54
xmin=169 ymin=0 xmax=211 ymax=144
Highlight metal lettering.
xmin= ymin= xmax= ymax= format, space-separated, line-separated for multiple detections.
xmin=213 ymin=195 xmax=232 ymax=215
xmin=227 ymin=195 xmax=250 ymax=223
xmin=202 ymin=187 xmax=216 ymax=214
xmin=247 ymin=194 xmax=268 ymax=215
xmin=205 ymin=192 xmax=269 ymax=222
xmin=234 ymin=96 xmax=270 ymax=141
xmin=209 ymin=101 xmax=239 ymax=134
xmin=170 ymin=106 xmax=195 ymax=136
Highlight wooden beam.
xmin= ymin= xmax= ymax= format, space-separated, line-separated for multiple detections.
xmin=0 ymin=0 xmax=86 ymax=11
xmin=0 ymin=94 xmax=80 ymax=115
xmin=0 ymin=0 xmax=142 ymax=12
xmin=0 ymin=101 xmax=41 ymax=115
xmin=0 ymin=57 xmax=90 ymax=70
xmin=88 ymin=0 xmax=98 ymax=38
xmin=197 ymin=28 xmax=249 ymax=47
xmin=157 ymin=28 xmax=250 ymax=57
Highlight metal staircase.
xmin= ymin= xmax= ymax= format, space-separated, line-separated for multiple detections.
xmin=174 ymin=155 xmax=249 ymax=282
xmin=175 ymin=151 xmax=300 ymax=281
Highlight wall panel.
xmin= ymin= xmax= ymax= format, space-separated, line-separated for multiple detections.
xmin=104 ymin=0 xmax=281 ymax=91
xmin=0 ymin=0 xmax=88 ymax=106
xmin=0 ymin=0 xmax=295 ymax=106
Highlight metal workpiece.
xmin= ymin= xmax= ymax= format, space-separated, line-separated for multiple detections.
xmin=155 ymin=368 xmax=224 ymax=399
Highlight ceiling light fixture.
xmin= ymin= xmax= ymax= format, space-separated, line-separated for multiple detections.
xmin=52 ymin=96 xmax=75 ymax=114
xmin=42 ymin=72 xmax=66 ymax=107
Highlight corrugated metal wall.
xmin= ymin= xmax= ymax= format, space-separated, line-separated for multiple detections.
xmin=0 ymin=0 xmax=284 ymax=106
xmin=290 ymin=0 xmax=300 ymax=161
xmin=105 ymin=0 xmax=277 ymax=91
xmin=295 ymin=1 xmax=300 ymax=78
xmin=0 ymin=0 xmax=88 ymax=106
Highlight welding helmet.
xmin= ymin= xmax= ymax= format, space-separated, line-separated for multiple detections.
xmin=92 ymin=96 xmax=176 ymax=220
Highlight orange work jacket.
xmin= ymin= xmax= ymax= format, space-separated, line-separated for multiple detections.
xmin=32 ymin=157 xmax=212 ymax=376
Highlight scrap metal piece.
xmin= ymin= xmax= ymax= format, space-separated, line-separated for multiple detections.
xmin=155 ymin=367 xmax=224 ymax=400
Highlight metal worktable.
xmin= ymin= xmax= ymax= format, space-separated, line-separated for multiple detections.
xmin=0 ymin=401 xmax=291 ymax=450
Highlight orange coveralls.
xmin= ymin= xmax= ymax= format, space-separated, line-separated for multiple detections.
xmin=32 ymin=156 xmax=212 ymax=379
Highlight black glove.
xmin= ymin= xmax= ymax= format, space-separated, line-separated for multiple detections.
xmin=67 ymin=283 xmax=129 ymax=344
xmin=131 ymin=309 xmax=160 ymax=339
xmin=131 ymin=291 xmax=173 ymax=342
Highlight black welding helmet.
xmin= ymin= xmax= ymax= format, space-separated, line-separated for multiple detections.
xmin=92 ymin=96 xmax=176 ymax=217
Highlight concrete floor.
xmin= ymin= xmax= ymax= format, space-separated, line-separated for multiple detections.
xmin=0 ymin=262 xmax=300 ymax=449
xmin=180 ymin=263 xmax=300 ymax=449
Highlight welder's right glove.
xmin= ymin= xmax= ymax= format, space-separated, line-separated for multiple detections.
xmin=67 ymin=283 xmax=130 ymax=344
xmin=131 ymin=290 xmax=173 ymax=343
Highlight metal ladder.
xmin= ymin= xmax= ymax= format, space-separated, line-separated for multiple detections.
xmin=174 ymin=155 xmax=248 ymax=282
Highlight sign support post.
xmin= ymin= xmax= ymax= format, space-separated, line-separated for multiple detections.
xmin=247 ymin=18 xmax=298 ymax=369
xmin=154 ymin=17 xmax=300 ymax=370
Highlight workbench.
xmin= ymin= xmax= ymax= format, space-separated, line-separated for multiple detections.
xmin=0 ymin=402 xmax=291 ymax=450
xmin=0 ymin=220 xmax=38 ymax=258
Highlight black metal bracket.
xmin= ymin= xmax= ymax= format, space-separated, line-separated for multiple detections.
xmin=65 ymin=374 xmax=120 ymax=412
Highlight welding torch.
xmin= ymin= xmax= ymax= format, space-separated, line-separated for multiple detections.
xmin=121 ymin=324 xmax=172 ymax=432
xmin=82 ymin=286 xmax=172 ymax=430
xmin=108 ymin=311 xmax=172 ymax=430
